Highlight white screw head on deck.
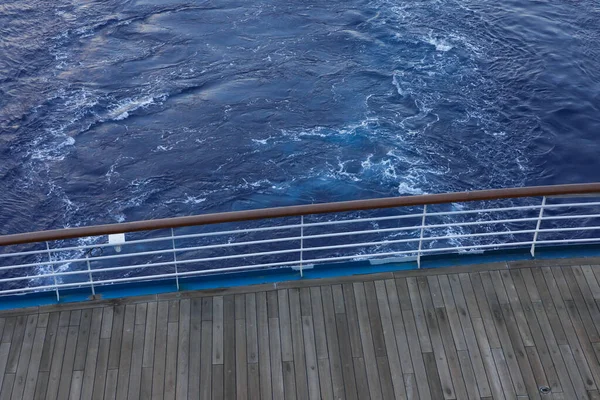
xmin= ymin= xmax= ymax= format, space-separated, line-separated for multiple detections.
xmin=108 ymin=233 xmax=126 ymax=253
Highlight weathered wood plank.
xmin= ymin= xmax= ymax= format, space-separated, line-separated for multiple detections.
xmin=318 ymin=357 xmax=334 ymax=400
xmin=212 ymin=296 xmax=224 ymax=365
xmin=374 ymin=280 xmax=406 ymax=400
xmin=438 ymin=275 xmax=467 ymax=351
xmin=199 ymin=320 xmax=212 ymax=400
xmin=92 ymin=339 xmax=110 ymax=400
xmin=531 ymin=268 xmax=567 ymax=345
xmin=321 ymin=285 xmax=345 ymax=400
xmin=458 ymin=273 xmax=482 ymax=318
xmin=223 ymin=296 xmax=237 ymax=400
xmin=468 ymin=273 xmax=501 ymax=349
xmin=302 ymin=315 xmax=321 ymax=400
xmin=107 ymin=305 xmax=125 ymax=370
xmin=33 ymin=371 xmax=49 ymax=400
xmin=151 ymin=301 xmax=169 ymax=400
xmin=69 ymin=370 xmax=83 ymax=400
xmin=457 ymin=350 xmax=479 ymax=400
xmin=100 ymin=307 xmax=113 ymax=340
xmin=288 ymin=288 xmax=309 ymax=400
xmin=80 ymin=308 xmax=103 ymax=400
xmin=135 ymin=303 xmax=147 ymax=325
xmin=247 ymin=363 xmax=260 ymax=400
xmin=581 ymin=265 xmax=600 ymax=300
xmin=39 ymin=312 xmax=59 ymax=373
xmin=430 ymin=275 xmax=469 ymax=399
xmin=256 ymin=292 xmax=272 ymax=399
xmin=491 ymin=348 xmax=515 ymax=398
xmin=310 ymin=287 xmax=329 ymax=360
xmin=385 ymin=280 xmax=413 ymax=375
xmin=417 ymin=277 xmax=455 ymax=399
xmin=212 ymin=364 xmax=224 ymax=399
xmin=189 ymin=298 xmax=202 ymax=399
xmin=22 ymin=326 xmax=46 ymax=400
xmin=283 ymin=361 xmax=297 ymax=400
xmin=353 ymin=357 xmax=371 ymax=400
xmin=539 ymin=267 xmax=599 ymax=390
xmin=235 ymin=318 xmax=247 ymax=400
xmin=115 ymin=304 xmax=135 ymax=400
xmin=177 ymin=299 xmax=191 ymax=399
xmin=407 ymin=277 xmax=434 ymax=353
xmin=141 ymin=368 xmax=153 ymax=400
xmin=278 ymin=290 xmax=294 ymax=362
xmin=164 ymin=321 xmax=178 ymax=400
xmin=560 ymin=344 xmax=589 ymax=399
xmin=142 ymin=302 xmax=157 ymax=369
xmin=448 ymin=274 xmax=492 ymax=398
xmin=472 ymin=318 xmax=506 ymax=400
xmin=69 ymin=310 xmax=82 ymax=327
xmin=168 ymin=300 xmax=179 ymax=323
xmin=488 ymin=272 xmax=540 ymax=399
xmin=499 ymin=270 xmax=534 ymax=347
xmin=334 ymin=313 xmax=358 ymax=400
xmin=269 ymin=319 xmax=285 ymax=400
xmin=104 ymin=369 xmax=118 ymax=400
xmin=300 ymin=288 xmax=312 ymax=317
xmin=341 ymin=283 xmax=364 ymax=357
xmin=56 ymin=326 xmax=79 ymax=400
xmin=267 ymin=291 xmax=278 ymax=318
xmin=479 ymin=272 xmax=527 ymax=396
xmin=10 ymin=314 xmax=38 ymax=400
xmin=235 ymin=294 xmax=245 ymax=320
xmin=332 ymin=284 xmax=345 ymax=313
xmin=6 ymin=316 xmax=27 ymax=374
xmin=404 ymin=373 xmax=418 ymax=400
xmin=364 ymin=281 xmax=387 ymax=359
xmin=202 ymin=297 xmax=213 ymax=321
xmin=571 ymin=265 xmax=600 ymax=340
xmin=422 ymin=352 xmax=444 ymax=399
xmin=245 ymin=293 xmax=259 ymax=365
xmin=73 ymin=309 xmax=92 ymax=371
xmin=0 ymin=375 xmax=15 ymax=400
xmin=127 ymin=322 xmax=145 ymax=399
xmin=353 ymin=282 xmax=384 ymax=399
xmin=513 ymin=268 xmax=563 ymax=392
xmin=525 ymin=346 xmax=549 ymax=392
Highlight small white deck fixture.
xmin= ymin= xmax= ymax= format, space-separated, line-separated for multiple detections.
xmin=108 ymin=233 xmax=126 ymax=253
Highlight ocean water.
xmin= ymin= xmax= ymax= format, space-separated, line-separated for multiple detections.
xmin=1 ymin=0 xmax=599 ymax=239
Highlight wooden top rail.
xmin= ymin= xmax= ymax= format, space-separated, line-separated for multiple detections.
xmin=1 ymin=183 xmax=600 ymax=247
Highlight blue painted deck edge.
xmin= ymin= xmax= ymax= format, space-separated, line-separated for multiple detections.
xmin=2 ymin=243 xmax=600 ymax=311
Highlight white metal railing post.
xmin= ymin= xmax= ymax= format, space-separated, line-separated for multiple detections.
xmin=171 ymin=228 xmax=180 ymax=290
xmin=417 ymin=205 xmax=427 ymax=268
xmin=45 ymin=241 xmax=60 ymax=301
xmin=85 ymin=253 xmax=95 ymax=297
xmin=300 ymin=215 xmax=304 ymax=277
xmin=530 ymin=196 xmax=547 ymax=257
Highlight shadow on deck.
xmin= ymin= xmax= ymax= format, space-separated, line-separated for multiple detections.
xmin=1 ymin=257 xmax=600 ymax=399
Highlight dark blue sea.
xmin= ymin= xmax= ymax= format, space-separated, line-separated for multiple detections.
xmin=1 ymin=0 xmax=600 ymax=238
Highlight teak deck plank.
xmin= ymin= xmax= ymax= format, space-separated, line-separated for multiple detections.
xmin=0 ymin=261 xmax=598 ymax=399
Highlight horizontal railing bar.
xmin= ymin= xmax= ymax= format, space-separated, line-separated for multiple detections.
xmin=6 ymin=216 xmax=600 ymax=272
xmin=1 ymin=213 xmax=423 ymax=256
xmin=541 ymin=214 xmax=600 ymax=221
xmin=5 ymin=233 xmax=600 ymax=295
xmin=1 ymin=183 xmax=599 ymax=246
xmin=542 ymin=201 xmax=600 ymax=209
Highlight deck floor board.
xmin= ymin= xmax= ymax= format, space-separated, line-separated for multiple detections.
xmin=2 ymin=262 xmax=600 ymax=398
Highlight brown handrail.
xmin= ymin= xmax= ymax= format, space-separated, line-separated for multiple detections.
xmin=1 ymin=183 xmax=600 ymax=247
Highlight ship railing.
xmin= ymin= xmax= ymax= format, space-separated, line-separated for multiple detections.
xmin=1 ymin=183 xmax=600 ymax=300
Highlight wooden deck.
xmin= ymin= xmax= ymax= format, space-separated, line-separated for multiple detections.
xmin=1 ymin=259 xmax=600 ymax=399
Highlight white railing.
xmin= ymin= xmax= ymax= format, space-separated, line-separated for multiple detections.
xmin=1 ymin=184 xmax=600 ymax=300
